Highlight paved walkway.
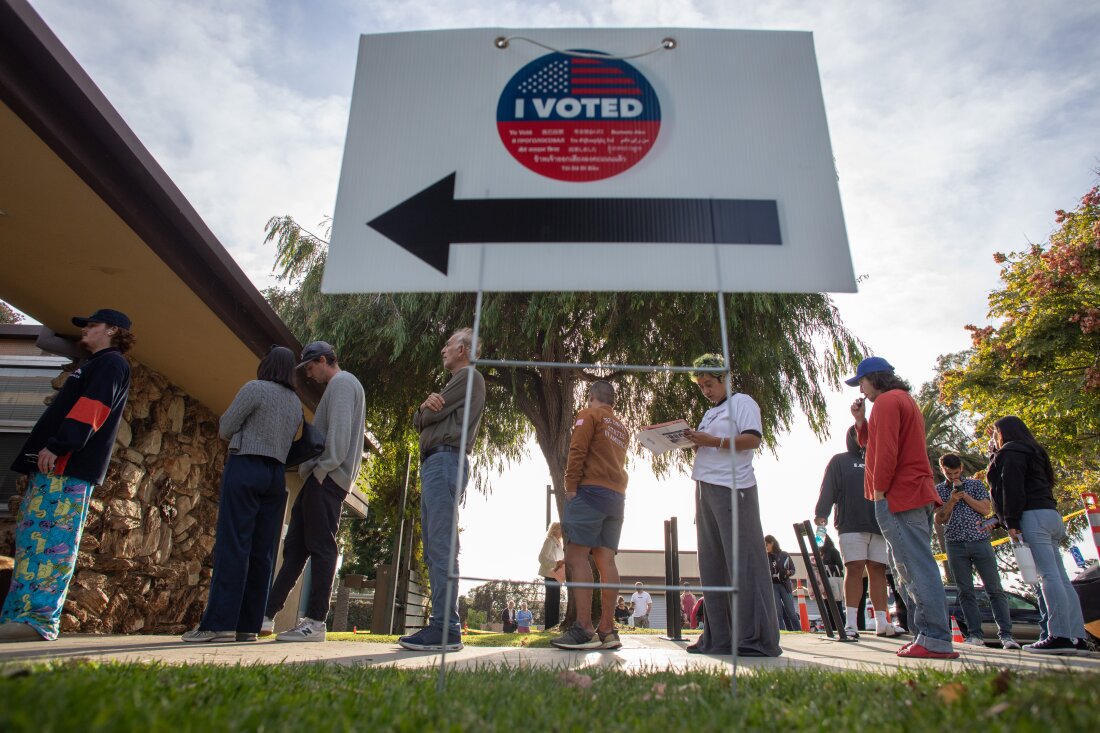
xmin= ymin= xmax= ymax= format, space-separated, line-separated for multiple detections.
xmin=3 ymin=632 xmax=1098 ymax=675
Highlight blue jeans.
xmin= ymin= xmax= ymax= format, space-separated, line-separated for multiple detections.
xmin=875 ymin=500 xmax=953 ymax=652
xmin=1019 ymin=509 xmax=1085 ymax=640
xmin=946 ymin=539 xmax=1013 ymax=640
xmin=420 ymin=451 xmax=469 ymax=634
xmin=773 ymin=583 xmax=800 ymax=631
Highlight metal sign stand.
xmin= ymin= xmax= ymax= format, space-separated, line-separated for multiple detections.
xmin=792 ymin=520 xmax=852 ymax=641
xmin=435 ymin=246 xmax=744 ymax=696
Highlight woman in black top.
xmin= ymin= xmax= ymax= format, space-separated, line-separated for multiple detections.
xmin=987 ymin=415 xmax=1085 ymax=654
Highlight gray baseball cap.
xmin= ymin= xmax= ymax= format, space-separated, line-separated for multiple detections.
xmin=296 ymin=341 xmax=336 ymax=368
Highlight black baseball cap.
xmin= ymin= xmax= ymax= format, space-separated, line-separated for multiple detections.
xmin=72 ymin=308 xmax=131 ymax=330
xmin=297 ymin=341 xmax=336 ymax=368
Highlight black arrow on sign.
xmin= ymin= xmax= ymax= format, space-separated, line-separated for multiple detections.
xmin=367 ymin=172 xmax=782 ymax=275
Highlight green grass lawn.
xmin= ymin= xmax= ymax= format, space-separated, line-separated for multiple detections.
xmin=0 ymin=661 xmax=1092 ymax=732
xmin=326 ymin=626 xmax=703 ymax=649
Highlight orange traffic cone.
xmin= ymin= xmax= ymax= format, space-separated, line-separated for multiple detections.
xmin=950 ymin=615 xmax=965 ymax=643
xmin=795 ymin=580 xmax=810 ymax=632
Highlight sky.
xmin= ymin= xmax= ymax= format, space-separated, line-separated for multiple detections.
xmin=24 ymin=0 xmax=1100 ymax=591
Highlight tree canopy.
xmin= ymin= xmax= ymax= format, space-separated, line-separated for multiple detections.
xmin=939 ymin=181 xmax=1099 ymax=508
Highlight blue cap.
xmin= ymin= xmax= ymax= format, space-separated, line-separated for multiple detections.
xmin=845 ymin=356 xmax=894 ymax=386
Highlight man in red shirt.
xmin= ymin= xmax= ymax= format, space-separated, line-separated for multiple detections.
xmin=848 ymin=357 xmax=958 ymax=659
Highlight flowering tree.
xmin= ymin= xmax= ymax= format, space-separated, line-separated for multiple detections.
xmin=0 ymin=300 xmax=24 ymax=324
xmin=941 ymin=182 xmax=1099 ymax=506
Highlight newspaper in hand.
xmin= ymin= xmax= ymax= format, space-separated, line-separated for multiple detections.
xmin=636 ymin=419 xmax=694 ymax=455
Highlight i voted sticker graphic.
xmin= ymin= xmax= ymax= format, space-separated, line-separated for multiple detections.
xmin=497 ymin=51 xmax=661 ymax=182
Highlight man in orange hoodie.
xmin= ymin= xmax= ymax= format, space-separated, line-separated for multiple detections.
xmin=551 ymin=380 xmax=629 ymax=651
xmin=848 ymin=357 xmax=957 ymax=660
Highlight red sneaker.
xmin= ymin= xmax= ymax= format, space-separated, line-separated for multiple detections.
xmin=895 ymin=640 xmax=916 ymax=655
xmin=896 ymin=643 xmax=959 ymax=659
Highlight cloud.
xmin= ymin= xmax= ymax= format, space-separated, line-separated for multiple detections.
xmin=29 ymin=0 xmax=1100 ymax=368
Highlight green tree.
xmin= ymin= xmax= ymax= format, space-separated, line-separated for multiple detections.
xmin=0 ymin=301 xmax=24 ymax=324
xmin=940 ymin=182 xmax=1100 ymax=511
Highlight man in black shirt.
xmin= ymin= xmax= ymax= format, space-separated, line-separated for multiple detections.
xmin=0 ymin=309 xmax=133 ymax=643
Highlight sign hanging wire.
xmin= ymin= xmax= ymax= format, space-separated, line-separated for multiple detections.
xmin=494 ymin=35 xmax=676 ymax=59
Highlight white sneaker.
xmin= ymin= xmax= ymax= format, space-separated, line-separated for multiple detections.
xmin=963 ymin=636 xmax=987 ymax=647
xmin=842 ymin=626 xmax=860 ymax=640
xmin=259 ymin=616 xmax=275 ymax=637
xmin=875 ymin=624 xmax=899 ymax=637
xmin=276 ymin=617 xmax=326 ymax=642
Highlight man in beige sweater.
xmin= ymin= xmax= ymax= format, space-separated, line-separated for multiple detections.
xmin=551 ymin=380 xmax=629 ymax=651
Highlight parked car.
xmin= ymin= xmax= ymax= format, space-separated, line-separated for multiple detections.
xmin=944 ymin=584 xmax=1042 ymax=642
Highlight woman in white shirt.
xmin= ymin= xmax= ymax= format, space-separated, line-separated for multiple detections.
xmin=537 ymin=522 xmax=565 ymax=629
xmin=682 ymin=354 xmax=781 ymax=657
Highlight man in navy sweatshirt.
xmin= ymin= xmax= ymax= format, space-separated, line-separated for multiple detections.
xmin=1 ymin=309 xmax=133 ymax=643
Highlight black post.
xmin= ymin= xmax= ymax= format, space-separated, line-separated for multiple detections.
xmin=663 ymin=519 xmax=675 ymax=633
xmin=659 ymin=517 xmax=686 ymax=642
xmin=546 ymin=483 xmax=552 ymax=530
xmin=668 ymin=517 xmax=683 ymax=640
xmin=794 ymin=520 xmax=851 ymax=641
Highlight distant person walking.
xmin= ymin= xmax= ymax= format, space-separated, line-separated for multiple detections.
xmin=680 ymin=583 xmax=697 ymax=627
xmin=501 ymin=600 xmax=517 ymax=633
xmin=0 ymin=309 xmax=133 ymax=643
xmin=183 ymin=347 xmax=303 ymax=643
xmin=399 ymin=329 xmax=485 ymax=652
xmin=630 ymin=583 xmax=653 ymax=628
xmin=537 ymin=522 xmax=565 ymax=630
xmin=765 ymin=536 xmax=800 ymax=632
xmin=262 ymin=342 xmax=365 ymax=643
xmin=516 ymin=601 xmax=533 ymax=633
xmin=987 ymin=416 xmax=1086 ymax=655
xmin=848 ymin=356 xmax=956 ymax=659
xmin=683 ymin=354 xmax=781 ymax=657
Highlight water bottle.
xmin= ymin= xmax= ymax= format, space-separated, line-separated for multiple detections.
xmin=814 ymin=525 xmax=827 ymax=547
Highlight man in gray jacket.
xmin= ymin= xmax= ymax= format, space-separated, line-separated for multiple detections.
xmin=399 ymin=328 xmax=485 ymax=651
xmin=263 ymin=341 xmax=365 ymax=642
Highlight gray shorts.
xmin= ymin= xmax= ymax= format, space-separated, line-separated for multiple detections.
xmin=563 ymin=496 xmax=623 ymax=551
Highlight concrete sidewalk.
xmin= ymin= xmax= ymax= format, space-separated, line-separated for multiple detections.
xmin=2 ymin=632 xmax=1099 ymax=675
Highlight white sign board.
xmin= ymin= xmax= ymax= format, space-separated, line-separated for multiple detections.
xmin=326 ymin=28 xmax=856 ymax=293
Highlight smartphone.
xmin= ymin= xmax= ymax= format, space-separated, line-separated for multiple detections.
xmin=978 ymin=517 xmax=1000 ymax=531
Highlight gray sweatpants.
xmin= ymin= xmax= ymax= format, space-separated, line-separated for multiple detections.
xmin=693 ymin=482 xmax=782 ymax=656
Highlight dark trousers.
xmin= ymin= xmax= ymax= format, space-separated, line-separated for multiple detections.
xmin=265 ymin=474 xmax=345 ymax=622
xmin=201 ymin=455 xmax=287 ymax=633
xmin=544 ymin=577 xmax=561 ymax=629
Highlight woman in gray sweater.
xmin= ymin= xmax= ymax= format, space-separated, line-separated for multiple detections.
xmin=183 ymin=347 xmax=303 ymax=642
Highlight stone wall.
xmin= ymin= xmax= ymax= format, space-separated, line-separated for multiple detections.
xmin=5 ymin=357 xmax=228 ymax=634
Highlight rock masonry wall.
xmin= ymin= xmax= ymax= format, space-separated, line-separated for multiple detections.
xmin=55 ymin=358 xmax=226 ymax=634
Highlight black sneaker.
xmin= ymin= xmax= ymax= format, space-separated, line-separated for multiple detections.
xmin=1073 ymin=638 xmax=1092 ymax=654
xmin=398 ymin=626 xmax=463 ymax=651
xmin=598 ymin=629 xmax=622 ymax=650
xmin=550 ymin=624 xmax=600 ymax=650
xmin=1022 ymin=636 xmax=1077 ymax=655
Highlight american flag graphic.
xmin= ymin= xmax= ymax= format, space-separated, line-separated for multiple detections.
xmin=515 ymin=57 xmax=641 ymax=96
